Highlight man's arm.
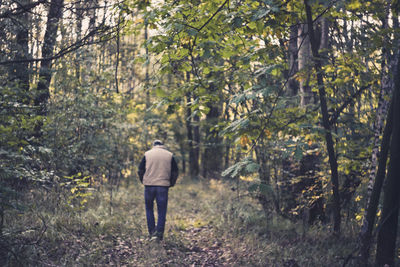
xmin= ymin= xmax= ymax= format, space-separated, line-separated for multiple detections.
xmin=170 ymin=156 xmax=179 ymax=187
xmin=138 ymin=156 xmax=146 ymax=183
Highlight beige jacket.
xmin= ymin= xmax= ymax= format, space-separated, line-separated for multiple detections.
xmin=142 ymin=145 xmax=173 ymax=186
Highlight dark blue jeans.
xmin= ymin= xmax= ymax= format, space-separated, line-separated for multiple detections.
xmin=144 ymin=186 xmax=169 ymax=238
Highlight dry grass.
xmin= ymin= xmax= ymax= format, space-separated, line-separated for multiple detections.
xmin=1 ymin=177 xmax=363 ymax=266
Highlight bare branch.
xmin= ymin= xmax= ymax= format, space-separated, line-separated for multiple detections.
xmin=329 ymin=83 xmax=372 ymax=125
xmin=0 ymin=0 xmax=47 ymax=19
xmin=0 ymin=24 xmax=117 ymax=65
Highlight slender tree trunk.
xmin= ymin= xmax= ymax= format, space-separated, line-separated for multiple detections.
xmin=319 ymin=17 xmax=329 ymax=54
xmin=359 ymin=4 xmax=395 ymax=263
xmin=297 ymin=22 xmax=311 ymax=106
xmin=304 ymin=0 xmax=341 ymax=235
xmin=255 ymin=140 xmax=270 ymax=215
xmin=115 ymin=9 xmax=121 ymax=93
xmin=375 ymin=48 xmax=400 ymax=267
xmin=11 ymin=0 xmax=30 ymax=100
xmin=75 ymin=1 xmax=83 ymax=84
xmin=34 ymin=0 xmax=64 ymax=114
xmin=365 ymin=0 xmax=393 ymax=221
xmin=359 ymin=99 xmax=393 ymax=265
xmin=193 ymin=110 xmax=200 ymax=176
xmin=185 ymin=73 xmax=200 ymax=177
xmin=202 ymin=82 xmax=222 ymax=178
xmin=287 ymin=24 xmax=299 ymax=97
xmin=202 ymin=104 xmax=222 ymax=178
xmin=144 ymin=19 xmax=150 ymax=107
xmin=186 ymin=95 xmax=195 ymax=177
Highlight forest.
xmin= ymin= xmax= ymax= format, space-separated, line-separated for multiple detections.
xmin=1 ymin=0 xmax=400 ymax=266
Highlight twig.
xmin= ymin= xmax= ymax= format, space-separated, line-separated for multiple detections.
xmin=329 ymin=83 xmax=372 ymax=125
xmin=115 ymin=9 xmax=121 ymax=94
xmin=0 ymin=24 xmax=117 ymax=65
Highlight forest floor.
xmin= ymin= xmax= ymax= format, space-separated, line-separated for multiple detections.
xmin=5 ymin=177 xmax=361 ymax=266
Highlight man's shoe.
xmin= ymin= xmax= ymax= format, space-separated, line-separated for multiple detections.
xmin=155 ymin=231 xmax=163 ymax=241
xmin=149 ymin=235 xmax=159 ymax=241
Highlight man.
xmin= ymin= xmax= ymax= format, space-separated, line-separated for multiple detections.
xmin=138 ymin=140 xmax=179 ymax=241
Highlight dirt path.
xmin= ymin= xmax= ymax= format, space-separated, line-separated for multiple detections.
xmin=174 ymin=225 xmax=232 ymax=266
xmin=120 ymin=224 xmax=236 ymax=266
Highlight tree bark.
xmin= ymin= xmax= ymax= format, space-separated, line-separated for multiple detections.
xmin=375 ymin=47 xmax=400 ymax=267
xmin=34 ymin=0 xmax=64 ymax=114
xmin=193 ymin=109 xmax=200 ymax=176
xmin=202 ymin=103 xmax=222 ymax=178
xmin=304 ymin=0 xmax=341 ymax=235
xmin=255 ymin=140 xmax=271 ymax=215
xmin=74 ymin=0 xmax=83 ymax=84
xmin=185 ymin=71 xmax=200 ymax=178
xmin=359 ymin=3 xmax=395 ymax=263
xmin=286 ymin=24 xmax=299 ymax=97
xmin=297 ymin=21 xmax=312 ymax=106
xmin=202 ymin=82 xmax=222 ymax=178
xmin=11 ymin=0 xmax=30 ymax=98
xmin=359 ymin=98 xmax=393 ymax=265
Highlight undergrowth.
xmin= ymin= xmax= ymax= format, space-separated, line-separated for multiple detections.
xmin=1 ymin=177 xmax=361 ymax=266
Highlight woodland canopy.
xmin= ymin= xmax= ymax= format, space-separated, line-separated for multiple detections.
xmin=1 ymin=0 xmax=400 ymax=266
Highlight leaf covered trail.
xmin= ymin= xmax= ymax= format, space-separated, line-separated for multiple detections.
xmin=30 ymin=178 xmax=358 ymax=266
xmin=113 ymin=179 xmax=244 ymax=266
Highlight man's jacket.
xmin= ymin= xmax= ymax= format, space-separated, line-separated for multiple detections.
xmin=138 ymin=145 xmax=179 ymax=187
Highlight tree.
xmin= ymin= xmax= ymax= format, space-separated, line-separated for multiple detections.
xmin=359 ymin=2 xmax=398 ymax=263
xmin=34 ymin=0 xmax=64 ymax=114
xmin=304 ymin=0 xmax=341 ymax=234
xmin=375 ymin=46 xmax=400 ymax=267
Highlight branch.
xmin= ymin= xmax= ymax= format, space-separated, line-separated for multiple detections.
xmin=329 ymin=83 xmax=372 ymax=125
xmin=0 ymin=0 xmax=47 ymax=19
xmin=198 ymin=0 xmax=228 ymax=33
xmin=0 ymin=25 xmax=117 ymax=65
xmin=192 ymin=0 xmax=229 ymax=45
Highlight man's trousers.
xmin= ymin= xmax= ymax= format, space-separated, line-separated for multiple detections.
xmin=144 ymin=186 xmax=169 ymax=239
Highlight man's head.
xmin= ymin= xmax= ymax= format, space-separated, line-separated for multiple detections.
xmin=153 ymin=140 xmax=164 ymax=146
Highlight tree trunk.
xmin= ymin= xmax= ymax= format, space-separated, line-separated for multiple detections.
xmin=11 ymin=0 xmax=30 ymax=99
xmin=285 ymin=24 xmax=298 ymax=97
xmin=375 ymin=47 xmax=400 ymax=267
xmin=359 ymin=98 xmax=393 ymax=265
xmin=202 ymin=82 xmax=222 ymax=178
xmin=364 ymin=0 xmax=393 ymax=224
xmin=255 ymin=140 xmax=271 ymax=215
xmin=186 ymin=94 xmax=198 ymax=178
xmin=304 ymin=0 xmax=341 ymax=235
xmin=75 ymin=0 xmax=83 ymax=84
xmin=202 ymin=103 xmax=222 ymax=178
xmin=297 ymin=22 xmax=312 ymax=106
xmin=186 ymin=71 xmax=200 ymax=178
xmin=34 ymin=0 xmax=64 ymax=114
xmin=360 ymin=3 xmax=395 ymax=263
xmin=193 ymin=110 xmax=200 ymax=176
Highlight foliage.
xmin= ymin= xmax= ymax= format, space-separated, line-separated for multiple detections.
xmin=0 ymin=178 xmax=365 ymax=266
xmin=1 ymin=0 xmax=400 ymax=265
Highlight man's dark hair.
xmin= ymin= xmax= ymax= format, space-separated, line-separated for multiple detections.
xmin=153 ymin=140 xmax=163 ymax=146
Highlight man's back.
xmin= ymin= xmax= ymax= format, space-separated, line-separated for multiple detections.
xmin=138 ymin=140 xmax=179 ymax=241
xmin=143 ymin=146 xmax=173 ymax=186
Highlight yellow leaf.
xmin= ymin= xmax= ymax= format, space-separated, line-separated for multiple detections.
xmin=264 ymin=129 xmax=272 ymax=139
xmin=240 ymin=135 xmax=250 ymax=147
xmin=135 ymin=18 xmax=144 ymax=24
xmin=348 ymin=1 xmax=362 ymax=10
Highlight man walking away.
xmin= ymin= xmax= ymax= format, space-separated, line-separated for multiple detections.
xmin=138 ymin=140 xmax=179 ymax=241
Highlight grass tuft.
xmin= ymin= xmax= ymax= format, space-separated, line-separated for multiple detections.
xmin=2 ymin=177 xmax=365 ymax=266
